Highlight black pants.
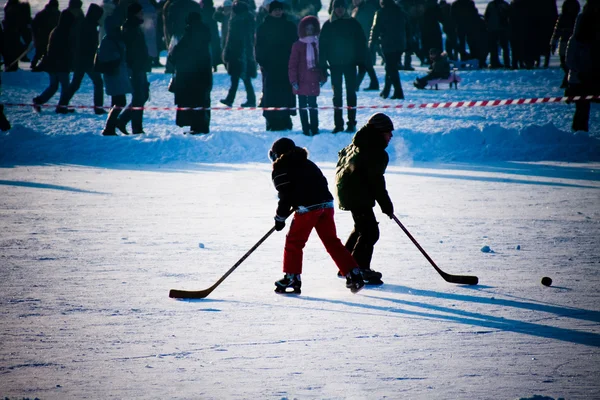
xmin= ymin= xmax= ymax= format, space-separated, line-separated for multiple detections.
xmin=66 ymin=68 xmax=104 ymax=108
xmin=573 ymin=100 xmax=590 ymax=132
xmin=117 ymin=71 xmax=149 ymax=133
xmin=35 ymin=72 xmax=71 ymax=107
xmin=488 ymin=30 xmax=510 ymax=67
xmin=345 ymin=208 xmax=380 ymax=270
xmin=330 ymin=64 xmax=357 ymax=129
xmin=297 ymin=95 xmax=318 ymax=135
xmin=224 ymin=73 xmax=255 ymax=104
xmin=382 ymin=51 xmax=404 ymax=98
xmin=357 ymin=46 xmax=379 ymax=89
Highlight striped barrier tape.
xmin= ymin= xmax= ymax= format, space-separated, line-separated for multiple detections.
xmin=5 ymin=95 xmax=600 ymax=112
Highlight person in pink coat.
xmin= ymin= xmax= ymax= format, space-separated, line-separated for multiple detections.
xmin=288 ymin=15 xmax=326 ymax=136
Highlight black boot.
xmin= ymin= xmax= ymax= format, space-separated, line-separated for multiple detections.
xmin=274 ymin=273 xmax=302 ymax=294
xmin=346 ymin=268 xmax=365 ymax=293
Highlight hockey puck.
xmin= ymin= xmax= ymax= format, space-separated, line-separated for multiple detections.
xmin=541 ymin=277 xmax=552 ymax=286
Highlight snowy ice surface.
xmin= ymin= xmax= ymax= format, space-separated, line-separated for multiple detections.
xmin=1 ymin=65 xmax=599 ymax=399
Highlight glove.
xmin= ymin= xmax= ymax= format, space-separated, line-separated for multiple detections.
xmin=381 ymin=205 xmax=394 ymax=219
xmin=291 ymin=82 xmax=299 ymax=91
xmin=274 ymin=217 xmax=286 ymax=231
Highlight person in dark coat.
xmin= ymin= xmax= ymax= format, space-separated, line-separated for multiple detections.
xmin=162 ymin=0 xmax=202 ymax=46
xmin=168 ymin=12 xmax=213 ymax=134
xmin=255 ymin=0 xmax=298 ymax=131
xmin=0 ymin=59 xmax=12 ymax=131
xmin=2 ymin=0 xmax=25 ymax=71
xmin=289 ymin=15 xmax=326 ymax=135
xmin=438 ymin=0 xmax=457 ymax=60
xmin=551 ymin=0 xmax=580 ymax=87
xmin=31 ymin=0 xmax=60 ymax=71
xmin=335 ymin=112 xmax=394 ymax=285
xmin=32 ymin=10 xmax=75 ymax=113
xmin=97 ymin=12 xmax=133 ymax=135
xmin=485 ymin=0 xmax=511 ymax=68
xmin=268 ymin=137 xmax=365 ymax=295
xmin=213 ymin=0 xmax=233 ymax=52
xmin=509 ymin=0 xmax=531 ymax=68
xmin=370 ymin=0 xmax=407 ymax=99
xmin=420 ymin=0 xmax=443 ymax=65
xmin=64 ymin=4 xmax=105 ymax=114
xmin=115 ymin=2 xmax=151 ymax=134
xmin=565 ymin=0 xmax=600 ymax=132
xmin=413 ymin=47 xmax=450 ymax=88
xmin=320 ymin=0 xmax=366 ymax=133
xmin=199 ymin=0 xmax=222 ymax=71
xmin=352 ymin=0 xmax=379 ymax=91
xmin=534 ymin=0 xmax=558 ymax=68
xmin=220 ymin=0 xmax=257 ymax=107
xmin=450 ymin=0 xmax=478 ymax=60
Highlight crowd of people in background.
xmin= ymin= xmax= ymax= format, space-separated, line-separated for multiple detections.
xmin=0 ymin=0 xmax=598 ymax=134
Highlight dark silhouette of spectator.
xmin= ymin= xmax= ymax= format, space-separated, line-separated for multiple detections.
xmin=485 ymin=0 xmax=511 ymax=68
xmin=32 ymin=10 xmax=75 ymax=113
xmin=400 ymin=0 xmax=423 ymax=69
xmin=320 ymin=0 xmax=366 ymax=133
xmin=115 ymin=2 xmax=151 ymax=134
xmin=64 ymin=4 xmax=105 ymax=114
xmin=67 ymin=0 xmax=85 ymax=68
xmin=168 ymin=12 xmax=212 ymax=134
xmin=2 ymin=0 xmax=27 ymax=71
xmin=413 ymin=47 xmax=450 ymax=88
xmin=534 ymin=0 xmax=558 ymax=68
xmin=551 ymin=0 xmax=580 ymax=88
xmin=565 ymin=0 xmax=600 ymax=132
xmin=213 ymin=0 xmax=233 ymax=52
xmin=352 ymin=0 xmax=379 ymax=91
xmin=139 ymin=0 xmax=159 ymax=68
xmin=220 ymin=0 xmax=257 ymax=107
xmin=450 ymin=0 xmax=477 ymax=60
xmin=370 ymin=0 xmax=406 ymax=99
xmin=163 ymin=0 xmax=202 ymax=72
xmin=421 ymin=0 xmax=443 ymax=65
xmin=155 ymin=0 xmax=168 ymax=66
xmin=97 ymin=12 xmax=132 ymax=135
xmin=289 ymin=15 xmax=326 ymax=135
xmin=0 ymin=60 xmax=11 ymax=130
xmin=291 ymin=0 xmax=322 ymax=18
xmin=30 ymin=0 xmax=60 ymax=71
xmin=199 ymin=0 xmax=222 ymax=72
xmin=438 ymin=0 xmax=457 ymax=60
xmin=256 ymin=0 xmax=298 ymax=131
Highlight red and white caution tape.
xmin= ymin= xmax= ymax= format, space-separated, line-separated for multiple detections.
xmin=5 ymin=95 xmax=599 ymax=112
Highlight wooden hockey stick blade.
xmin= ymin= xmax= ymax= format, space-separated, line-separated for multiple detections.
xmin=169 ymin=227 xmax=276 ymax=299
xmin=392 ymin=215 xmax=478 ymax=285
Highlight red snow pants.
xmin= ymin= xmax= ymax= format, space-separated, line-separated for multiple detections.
xmin=282 ymin=207 xmax=358 ymax=275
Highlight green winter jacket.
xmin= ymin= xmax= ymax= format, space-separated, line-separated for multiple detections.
xmin=335 ymin=125 xmax=394 ymax=213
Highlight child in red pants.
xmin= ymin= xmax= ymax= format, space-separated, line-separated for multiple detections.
xmin=269 ymin=137 xmax=365 ymax=294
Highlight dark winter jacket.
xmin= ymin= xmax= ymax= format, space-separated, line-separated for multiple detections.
xmin=565 ymin=4 xmax=600 ymax=94
xmin=255 ymin=14 xmax=298 ymax=72
xmin=122 ymin=14 xmax=150 ymax=72
xmin=213 ymin=5 xmax=232 ymax=48
xmin=73 ymin=4 xmax=104 ymax=71
xmin=369 ymin=0 xmax=407 ymax=54
xmin=222 ymin=2 xmax=257 ymax=78
xmin=288 ymin=16 xmax=325 ymax=96
xmin=427 ymin=53 xmax=451 ymax=79
xmin=550 ymin=0 xmax=580 ymax=58
xmin=272 ymin=146 xmax=334 ymax=220
xmin=320 ymin=11 xmax=367 ymax=68
xmin=169 ymin=15 xmax=213 ymax=104
xmin=351 ymin=0 xmax=378 ymax=41
xmin=97 ymin=13 xmax=132 ymax=96
xmin=335 ymin=125 xmax=393 ymax=213
xmin=199 ymin=0 xmax=222 ymax=67
xmin=484 ymin=0 xmax=510 ymax=33
xmin=40 ymin=10 xmax=75 ymax=73
xmin=32 ymin=2 xmax=60 ymax=52
xmin=421 ymin=0 xmax=443 ymax=53
xmin=451 ymin=0 xmax=478 ymax=35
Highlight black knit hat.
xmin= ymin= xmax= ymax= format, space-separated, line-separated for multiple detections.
xmin=366 ymin=113 xmax=394 ymax=133
xmin=269 ymin=0 xmax=284 ymax=12
xmin=333 ymin=0 xmax=346 ymax=8
xmin=269 ymin=137 xmax=296 ymax=161
xmin=127 ymin=2 xmax=143 ymax=17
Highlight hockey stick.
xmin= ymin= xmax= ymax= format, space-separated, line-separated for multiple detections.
xmin=169 ymin=226 xmax=277 ymax=299
xmin=392 ymin=214 xmax=478 ymax=285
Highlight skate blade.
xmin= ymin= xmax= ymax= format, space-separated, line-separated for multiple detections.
xmin=274 ymin=287 xmax=301 ymax=295
xmin=364 ymin=279 xmax=384 ymax=286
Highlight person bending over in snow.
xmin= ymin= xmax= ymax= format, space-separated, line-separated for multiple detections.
xmin=413 ymin=48 xmax=451 ymax=89
xmin=335 ymin=112 xmax=394 ymax=285
xmin=269 ymin=137 xmax=365 ymax=295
